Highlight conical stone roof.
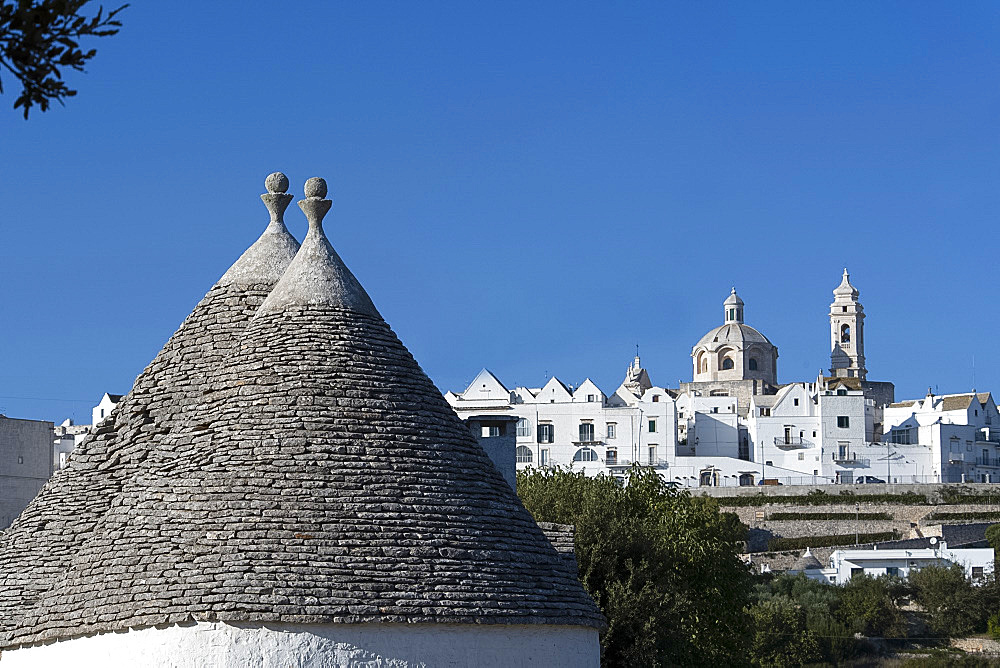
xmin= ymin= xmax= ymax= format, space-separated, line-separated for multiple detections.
xmin=0 ymin=173 xmax=301 ymax=646
xmin=2 ymin=177 xmax=604 ymax=647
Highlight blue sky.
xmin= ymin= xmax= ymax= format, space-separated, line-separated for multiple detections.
xmin=1 ymin=2 xmax=998 ymax=423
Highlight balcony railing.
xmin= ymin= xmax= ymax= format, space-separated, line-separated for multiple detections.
xmin=606 ymin=457 xmax=669 ymax=469
xmin=831 ymin=452 xmax=871 ymax=466
xmin=977 ymin=457 xmax=1000 ymax=467
xmin=774 ymin=437 xmax=811 ymax=448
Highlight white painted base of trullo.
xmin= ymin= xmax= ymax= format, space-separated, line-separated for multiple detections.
xmin=1 ymin=621 xmax=600 ymax=667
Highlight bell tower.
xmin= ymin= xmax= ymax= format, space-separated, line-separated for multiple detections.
xmin=829 ymin=268 xmax=866 ymax=380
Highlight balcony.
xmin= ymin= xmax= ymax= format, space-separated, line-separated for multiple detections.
xmin=773 ymin=437 xmax=811 ymax=449
xmin=832 ymin=452 xmax=870 ymax=466
xmin=606 ymin=457 xmax=669 ymax=470
xmin=976 ymin=457 xmax=1000 ymax=467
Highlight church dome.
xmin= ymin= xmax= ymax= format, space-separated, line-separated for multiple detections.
xmin=691 ymin=289 xmax=778 ymax=386
xmin=695 ymin=322 xmax=773 ymax=349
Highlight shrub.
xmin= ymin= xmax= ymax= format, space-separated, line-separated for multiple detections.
xmin=765 ymin=531 xmax=899 ymax=552
xmin=715 ymin=491 xmax=928 ymax=507
xmin=767 ymin=511 xmax=891 ymax=521
xmin=838 ymin=574 xmax=907 ymax=637
xmin=988 ymin=610 xmax=1000 ymax=640
xmin=909 ymin=564 xmax=985 ymax=637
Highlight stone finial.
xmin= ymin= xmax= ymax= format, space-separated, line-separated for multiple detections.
xmin=261 ymin=172 xmax=293 ymax=223
xmin=265 ymin=172 xmax=290 ymax=194
xmin=304 ymin=177 xmax=328 ymax=199
xmin=299 ymin=177 xmax=332 ymax=229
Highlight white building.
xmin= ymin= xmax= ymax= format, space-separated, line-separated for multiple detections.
xmin=446 ymin=360 xmax=676 ymax=478
xmin=52 ymin=418 xmax=91 ymax=471
xmin=882 ymin=390 xmax=1000 ymax=484
xmin=447 ymin=271 xmax=930 ymax=488
xmin=793 ymin=541 xmax=994 ymax=585
xmin=91 ymin=392 xmax=122 ymax=426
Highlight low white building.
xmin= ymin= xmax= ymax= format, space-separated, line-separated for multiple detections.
xmin=794 ymin=541 xmax=994 ymax=585
xmin=882 ymin=391 xmax=1000 ymax=484
xmin=446 ymin=358 xmax=676 ymax=478
xmin=91 ymin=392 xmax=122 ymax=426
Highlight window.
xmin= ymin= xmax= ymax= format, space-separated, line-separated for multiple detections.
xmin=482 ymin=425 xmax=503 ymax=437
xmin=652 ymin=395 xmax=660 ymax=402
xmin=851 ymin=568 xmax=864 ymax=579
xmin=887 ymin=567 xmax=900 ymax=577
xmin=17 ymin=456 xmax=23 ymax=465
xmin=578 ymin=423 xmax=595 ymax=442
xmin=793 ymin=398 xmax=799 ymax=406
xmin=606 ymin=423 xmax=616 ymax=439
xmin=798 ymin=452 xmax=804 ymax=460
xmin=842 ymin=306 xmax=847 ymax=313
xmin=516 ymin=418 xmax=531 ymax=438
xmin=587 ymin=394 xmax=596 ymax=402
xmin=973 ymin=566 xmax=985 ymax=579
xmin=573 ymin=447 xmax=598 ymax=462
xmin=837 ymin=416 xmax=850 ymax=428
xmin=813 ymin=431 xmax=817 ymax=438
xmin=837 ymin=389 xmax=847 ymax=396
xmin=649 ymin=445 xmax=656 ymax=463
xmin=722 ymin=358 xmax=734 ymax=370
xmin=648 ymin=419 xmax=657 ymax=433
xmin=711 ymin=407 xmax=719 ymax=414
xmin=760 ymin=408 xmax=771 ymax=416
xmin=606 ymin=449 xmax=617 ymax=465
xmin=841 ymin=324 xmax=851 ymax=344
xmin=890 ymin=428 xmax=912 ymax=445
xmin=515 ymin=446 xmax=533 ymax=463
xmin=749 ymin=358 xmax=758 ymax=371
xmin=765 ymin=460 xmax=773 ymax=466
xmin=540 ymin=449 xmax=550 ymax=466
xmin=537 ymin=423 xmax=554 ymax=444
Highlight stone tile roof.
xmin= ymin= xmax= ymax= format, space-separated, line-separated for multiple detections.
xmin=0 ymin=175 xmax=301 ymax=647
xmin=1 ymin=176 xmax=603 ymax=648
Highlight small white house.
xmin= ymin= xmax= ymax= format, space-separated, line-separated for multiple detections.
xmin=91 ymin=392 xmax=123 ymax=426
xmin=794 ymin=541 xmax=994 ymax=585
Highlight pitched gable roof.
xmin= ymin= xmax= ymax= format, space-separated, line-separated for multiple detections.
xmin=2 ymin=177 xmax=603 ymax=647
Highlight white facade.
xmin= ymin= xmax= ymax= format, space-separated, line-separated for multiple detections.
xmin=52 ymin=418 xmax=91 ymax=471
xmin=882 ymin=391 xmax=1000 ymax=484
xmin=446 ymin=363 xmax=676 ymax=478
xmin=0 ymin=621 xmax=600 ymax=668
xmin=91 ymin=392 xmax=122 ymax=426
xmin=797 ymin=543 xmax=994 ymax=585
xmin=449 ymin=273 xmax=1000 ymax=489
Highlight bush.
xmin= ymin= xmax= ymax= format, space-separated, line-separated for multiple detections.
xmin=767 ymin=511 xmax=891 ymax=521
xmin=988 ymin=610 xmax=1000 ymax=639
xmin=765 ymin=531 xmax=899 ymax=552
xmin=923 ymin=511 xmax=1000 ymax=521
xmin=838 ymin=574 xmax=907 ymax=637
xmin=909 ymin=564 xmax=985 ymax=636
xmin=749 ymin=598 xmax=822 ymax=667
xmin=715 ymin=490 xmax=928 ymax=507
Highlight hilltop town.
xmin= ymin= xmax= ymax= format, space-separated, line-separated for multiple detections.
xmin=448 ymin=270 xmax=996 ymax=489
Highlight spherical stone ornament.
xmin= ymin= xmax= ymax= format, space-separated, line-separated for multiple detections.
xmin=304 ymin=177 xmax=328 ymax=199
xmin=265 ymin=172 xmax=290 ymax=194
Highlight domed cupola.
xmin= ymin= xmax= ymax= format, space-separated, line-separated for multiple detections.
xmin=723 ymin=288 xmax=744 ymax=323
xmin=692 ymin=288 xmax=779 ymax=386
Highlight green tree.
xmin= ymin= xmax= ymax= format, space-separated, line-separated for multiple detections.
xmin=517 ymin=466 xmax=754 ymax=667
xmin=748 ymin=598 xmax=822 ymax=668
xmin=754 ymin=573 xmax=860 ymax=664
xmin=0 ymin=0 xmax=126 ymax=118
xmin=837 ymin=574 xmax=907 ymax=637
xmin=909 ymin=564 xmax=983 ymax=637
xmin=986 ymin=523 xmax=1000 ymax=571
